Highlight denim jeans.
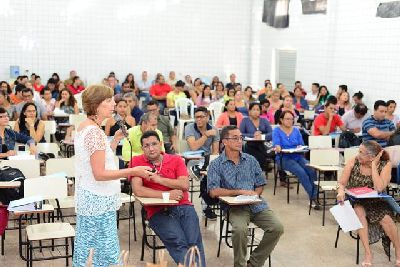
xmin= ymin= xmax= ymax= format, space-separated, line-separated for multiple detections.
xmin=279 ymin=157 xmax=318 ymax=199
xmin=149 ymin=205 xmax=206 ymax=266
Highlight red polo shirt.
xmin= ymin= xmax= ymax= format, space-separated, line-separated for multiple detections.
xmin=313 ymin=113 xmax=344 ymax=135
xmin=149 ymin=83 xmax=171 ymax=97
xmin=67 ymin=84 xmax=85 ymax=95
xmin=130 ymin=153 xmax=191 ymax=219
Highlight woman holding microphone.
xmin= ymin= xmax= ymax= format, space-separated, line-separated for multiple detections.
xmin=73 ymin=84 xmax=153 ymax=266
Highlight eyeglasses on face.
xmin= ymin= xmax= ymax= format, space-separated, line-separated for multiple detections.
xmin=142 ymin=142 xmax=160 ymax=149
xmin=195 ymin=115 xmax=207 ymax=120
xmin=224 ymin=136 xmax=244 ymax=142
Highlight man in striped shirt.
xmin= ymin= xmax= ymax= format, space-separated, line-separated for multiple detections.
xmin=362 ymin=100 xmax=395 ymax=147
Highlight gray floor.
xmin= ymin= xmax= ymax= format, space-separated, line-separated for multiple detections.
xmin=0 ymin=174 xmax=397 ymax=267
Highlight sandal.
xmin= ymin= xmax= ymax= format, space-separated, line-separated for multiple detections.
xmin=361 ymin=261 xmax=372 ymax=267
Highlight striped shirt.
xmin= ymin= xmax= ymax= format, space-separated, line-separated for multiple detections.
xmin=207 ymin=151 xmax=268 ymax=213
xmin=362 ymin=115 xmax=395 ymax=147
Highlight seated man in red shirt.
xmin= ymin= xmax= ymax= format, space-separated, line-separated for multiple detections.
xmin=149 ymin=74 xmax=172 ymax=113
xmin=313 ymin=96 xmax=346 ymax=135
xmin=130 ymin=131 xmax=205 ymax=266
xmin=67 ymin=76 xmax=85 ymax=95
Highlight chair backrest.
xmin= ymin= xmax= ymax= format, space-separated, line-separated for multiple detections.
xmin=208 ymin=102 xmax=225 ymax=124
xmin=304 ymin=110 xmax=315 ymax=120
xmin=175 ymin=98 xmax=194 ymax=120
xmin=178 ymin=139 xmax=190 ymax=154
xmin=37 ymin=143 xmax=60 ymax=156
xmin=69 ymin=114 xmax=87 ymax=129
xmin=310 ymin=149 xmax=340 ymax=166
xmin=308 ymin=136 xmax=332 ymax=149
xmin=24 ymin=174 xmax=67 ymax=199
xmin=8 ymin=121 xmax=16 ymax=130
xmin=344 ymin=147 xmax=359 ymax=164
xmin=75 ymin=92 xmax=83 ymax=110
xmin=46 ymin=158 xmax=75 ymax=177
xmin=0 ymin=159 xmax=41 ymax=178
xmin=43 ymin=120 xmax=57 ymax=142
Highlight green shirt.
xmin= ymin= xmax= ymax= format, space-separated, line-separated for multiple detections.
xmin=157 ymin=115 xmax=174 ymax=143
xmin=121 ymin=125 xmax=164 ymax=161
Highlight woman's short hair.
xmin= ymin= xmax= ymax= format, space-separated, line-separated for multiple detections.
xmin=82 ymin=84 xmax=114 ymax=116
xmin=249 ymin=102 xmax=261 ymax=111
xmin=361 ymin=140 xmax=390 ymax=161
xmin=278 ymin=110 xmax=295 ymax=125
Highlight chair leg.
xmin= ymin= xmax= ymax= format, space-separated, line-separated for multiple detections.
xmin=334 ymin=226 xmax=341 ymax=248
xmin=65 ymin=237 xmax=69 ymax=266
xmin=308 ymin=198 xmax=312 ymax=215
xmin=131 ymin=202 xmax=137 ymax=241
xmin=273 ymin=169 xmax=278 ymax=195
xmin=1 ymin=232 xmax=5 ymax=255
xmin=140 ymin=231 xmax=145 ymax=261
xmin=250 ymin=228 xmax=255 ymax=253
xmin=296 ymin=180 xmax=300 ymax=194
xmin=29 ymin=240 xmax=33 ymax=267
xmin=356 ymin=234 xmax=360 ymax=265
xmin=287 ymin=177 xmax=290 ymax=204
xmin=322 ymin=191 xmax=326 ymax=226
xmin=217 ymin=217 xmax=224 ymax=257
xmin=269 ymin=255 xmax=272 ymax=267
xmin=152 ymin=236 xmax=156 ymax=264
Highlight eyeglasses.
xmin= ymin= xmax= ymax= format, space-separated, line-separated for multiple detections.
xmin=195 ymin=115 xmax=207 ymax=119
xmin=0 ymin=114 xmax=8 ymax=119
xmin=224 ymin=136 xmax=244 ymax=142
xmin=142 ymin=142 xmax=160 ymax=150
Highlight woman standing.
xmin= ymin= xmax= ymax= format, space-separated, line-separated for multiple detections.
xmin=14 ymin=103 xmax=45 ymax=143
xmin=73 ymin=84 xmax=152 ymax=266
xmin=105 ymin=99 xmax=136 ymax=136
xmin=337 ymin=141 xmax=400 ymax=266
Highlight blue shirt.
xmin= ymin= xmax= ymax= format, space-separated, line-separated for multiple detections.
xmin=239 ymin=117 xmax=272 ymax=141
xmin=131 ymin=106 xmax=144 ymax=124
xmin=0 ymin=128 xmax=35 ymax=152
xmin=362 ymin=115 xmax=395 ymax=147
xmin=293 ymin=97 xmax=309 ymax=110
xmin=272 ymin=127 xmax=304 ymax=161
xmin=184 ymin=123 xmax=220 ymax=155
xmin=207 ymin=151 xmax=268 ymax=213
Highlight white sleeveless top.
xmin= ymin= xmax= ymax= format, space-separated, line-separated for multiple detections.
xmin=74 ymin=125 xmax=121 ymax=216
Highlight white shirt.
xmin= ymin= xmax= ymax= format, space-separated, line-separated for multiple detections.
xmin=305 ymin=92 xmax=318 ymax=102
xmin=342 ymin=110 xmax=369 ymax=131
xmin=137 ymin=79 xmax=152 ymax=92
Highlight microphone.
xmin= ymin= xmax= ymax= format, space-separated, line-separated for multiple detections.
xmin=116 ymin=120 xmax=128 ymax=137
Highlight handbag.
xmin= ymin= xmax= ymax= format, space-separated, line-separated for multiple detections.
xmin=183 ymin=246 xmax=202 ymax=267
xmin=146 ymin=250 xmax=168 ymax=267
xmin=0 ymin=166 xmax=25 ymax=205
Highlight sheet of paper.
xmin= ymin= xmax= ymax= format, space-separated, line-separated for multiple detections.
xmin=234 ymin=195 xmax=260 ymax=202
xmin=329 ymin=200 xmax=363 ymax=233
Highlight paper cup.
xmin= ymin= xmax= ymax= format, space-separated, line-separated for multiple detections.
xmin=162 ymin=192 xmax=170 ymax=202
xmin=261 ymin=134 xmax=265 ymax=140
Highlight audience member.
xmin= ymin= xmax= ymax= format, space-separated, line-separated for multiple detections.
xmin=40 ymin=87 xmax=56 ymax=119
xmin=149 ymin=74 xmax=172 ymax=112
xmin=64 ymin=70 xmax=77 ymax=85
xmin=214 ymin=81 xmax=225 ymax=102
xmin=277 ymin=83 xmax=290 ymax=98
xmin=146 ymin=100 xmax=177 ymax=154
xmin=107 ymin=75 xmax=121 ymax=95
xmin=258 ymin=80 xmax=273 ymax=101
xmin=243 ymin=86 xmax=256 ymax=105
xmin=0 ymin=91 xmax=15 ymax=120
xmin=362 ymin=100 xmax=395 ymax=147
xmin=196 ymin=85 xmax=215 ymax=107
xmin=11 ymin=83 xmax=24 ymax=105
xmin=166 ymin=80 xmax=186 ymax=109
xmin=313 ymin=97 xmax=346 ymax=135
xmin=166 ymin=71 xmax=177 ymax=87
xmin=268 ymin=89 xmax=282 ymax=121
xmin=260 ymin=99 xmax=274 ymax=123
xmin=386 ymin=100 xmax=400 ymax=128
xmin=0 ymin=81 xmax=12 ymax=95
xmin=337 ymin=141 xmax=399 ymax=266
xmin=33 ymin=75 xmax=44 ymax=92
xmin=234 ymin=90 xmax=248 ymax=116
xmin=223 ymin=87 xmax=235 ymax=103
xmin=316 ymin=85 xmax=330 ymax=106
xmin=225 ymin=73 xmax=239 ymax=89
xmin=208 ymin=125 xmax=283 ymax=267
xmin=305 ymin=83 xmax=320 ymax=106
xmin=51 ymin=73 xmax=60 ymax=84
xmin=336 ymin=91 xmax=352 ymax=116
xmin=67 ymin=76 xmax=85 ymax=95
xmin=293 ymin=87 xmax=309 ymax=112
xmin=353 ymin=91 xmax=364 ymax=106
xmin=55 ymin=88 xmax=79 ymax=114
xmin=105 ymin=99 xmax=135 ymax=136
xmin=44 ymin=78 xmax=59 ymax=99
xmin=123 ymin=73 xmax=137 ymax=92
xmin=294 ymin=80 xmax=306 ymax=96
xmin=274 ymin=95 xmax=300 ymax=124
xmin=216 ymin=99 xmax=244 ymax=128
xmin=342 ymin=104 xmax=369 ymax=133
xmin=131 ymin=131 xmax=205 ymax=266
xmin=273 ymin=111 xmax=318 ymax=202
xmin=123 ymin=93 xmax=143 ymax=124
xmin=137 ymin=71 xmax=152 ymax=103
xmin=14 ymin=102 xmax=45 ymax=143
xmin=0 ymin=107 xmax=37 ymax=159
xmin=16 ymin=88 xmax=47 ymax=120
xmin=121 ymin=113 xmax=164 ymax=161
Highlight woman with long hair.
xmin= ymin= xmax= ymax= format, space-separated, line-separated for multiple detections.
xmin=73 ymin=84 xmax=152 ymax=266
xmin=234 ymin=90 xmax=248 ymax=116
xmin=215 ymin=99 xmax=244 ymax=128
xmin=14 ymin=102 xmax=45 ymax=143
xmin=196 ymin=85 xmax=215 ymax=107
xmin=386 ymin=100 xmax=400 ymax=128
xmin=317 ymin=85 xmax=330 ymax=106
xmin=0 ymin=91 xmax=15 ymax=120
xmin=336 ymin=91 xmax=352 ymax=116
xmin=124 ymin=73 xmax=137 ymax=91
xmin=274 ymin=95 xmax=300 ymax=124
xmin=337 ymin=141 xmax=400 ymax=266
xmin=105 ymin=99 xmax=135 ymax=136
xmin=55 ymin=88 xmax=79 ymax=114
xmin=243 ymin=86 xmax=256 ymax=105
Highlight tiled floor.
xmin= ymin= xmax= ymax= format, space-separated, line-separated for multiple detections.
xmin=0 ymin=174 xmax=397 ymax=266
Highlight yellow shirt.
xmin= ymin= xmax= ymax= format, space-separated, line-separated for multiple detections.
xmin=166 ymin=91 xmax=186 ymax=107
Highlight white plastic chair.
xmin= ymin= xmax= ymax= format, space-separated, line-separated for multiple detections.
xmin=69 ymin=114 xmax=87 ymax=129
xmin=344 ymin=147 xmax=359 ymax=164
xmin=37 ymin=143 xmax=60 ymax=156
xmin=304 ymin=110 xmax=315 ymax=120
xmin=310 ymin=149 xmax=340 ymax=166
xmin=46 ymin=158 xmax=75 ymax=178
xmin=0 ymin=159 xmax=40 ymax=178
xmin=308 ymin=136 xmax=332 ymax=149
xmin=43 ymin=120 xmax=57 ymax=143
xmin=75 ymin=92 xmax=83 ymax=110
xmin=175 ymin=98 xmax=195 ymax=140
xmin=8 ymin=121 xmax=16 ymax=130
xmin=208 ymin=101 xmax=224 ymax=125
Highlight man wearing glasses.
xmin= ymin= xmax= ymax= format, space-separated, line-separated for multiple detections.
xmin=208 ymin=125 xmax=283 ymax=267
xmin=131 ymin=131 xmax=205 ymax=266
xmin=15 ymin=88 xmax=47 ymax=120
xmin=184 ymin=106 xmax=220 ymax=219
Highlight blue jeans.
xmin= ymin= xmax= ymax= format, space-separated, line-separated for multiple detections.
xmin=279 ymin=157 xmax=317 ymax=199
xmin=149 ymin=205 xmax=206 ymax=266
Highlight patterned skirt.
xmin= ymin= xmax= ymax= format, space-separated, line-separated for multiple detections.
xmin=73 ymin=211 xmax=120 ymax=267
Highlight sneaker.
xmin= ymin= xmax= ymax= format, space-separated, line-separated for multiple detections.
xmin=203 ymin=208 xmax=217 ymax=220
xmin=189 ymin=165 xmax=202 ymax=181
xmin=312 ymin=200 xmax=321 ymax=210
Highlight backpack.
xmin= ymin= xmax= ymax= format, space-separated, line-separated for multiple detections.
xmin=338 ymin=131 xmax=362 ymax=148
xmin=0 ymin=166 xmax=26 ymax=205
xmin=388 ymin=129 xmax=400 ymax=146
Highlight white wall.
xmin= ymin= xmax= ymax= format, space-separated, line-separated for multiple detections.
xmin=0 ymin=0 xmax=252 ymax=85
xmin=258 ymin=0 xmax=400 ymax=109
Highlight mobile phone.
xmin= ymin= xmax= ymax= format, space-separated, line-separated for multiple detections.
xmin=18 ymin=145 xmax=26 ymax=152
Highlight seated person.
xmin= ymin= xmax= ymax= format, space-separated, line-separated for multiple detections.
xmin=362 ymin=100 xmax=395 ymax=147
xmin=14 ymin=103 xmax=45 ymax=143
xmin=131 ymin=131 xmax=205 ymax=267
xmin=208 ymin=125 xmax=283 ymax=267
xmin=337 ymin=141 xmax=399 ymax=266
xmin=313 ymin=97 xmax=346 ymax=135
xmin=293 ymin=87 xmax=309 ymax=112
xmin=0 ymin=107 xmax=37 ymax=158
xmin=121 ymin=113 xmax=164 ymax=161
xmin=259 ymin=99 xmax=274 ymax=123
xmin=149 ymin=74 xmax=172 ymax=113
xmin=166 ymin=80 xmax=186 ymax=108
xmin=40 ymin=87 xmax=55 ymax=119
xmin=15 ymin=88 xmax=47 ymax=120
xmin=239 ymin=102 xmax=272 ymax=171
xmin=342 ymin=104 xmax=369 ymax=134
xmin=215 ymin=99 xmax=244 ymax=128
xmin=185 ymin=106 xmax=219 ymax=219
xmin=234 ymin=90 xmax=248 ymax=116
xmin=386 ymin=100 xmax=400 ymax=128
xmin=274 ymin=95 xmax=300 ymax=124
xmin=66 ymin=76 xmax=85 ymax=95
xmin=146 ymin=100 xmax=177 ymax=154
xmin=196 ymin=85 xmax=215 ymax=108
xmin=55 ymin=88 xmax=79 ymax=115
xmin=0 ymin=91 xmax=16 ymax=120
xmin=123 ymin=92 xmax=143 ymax=124
xmin=105 ymin=99 xmax=135 ymax=136
xmin=272 ymin=111 xmax=318 ymax=203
